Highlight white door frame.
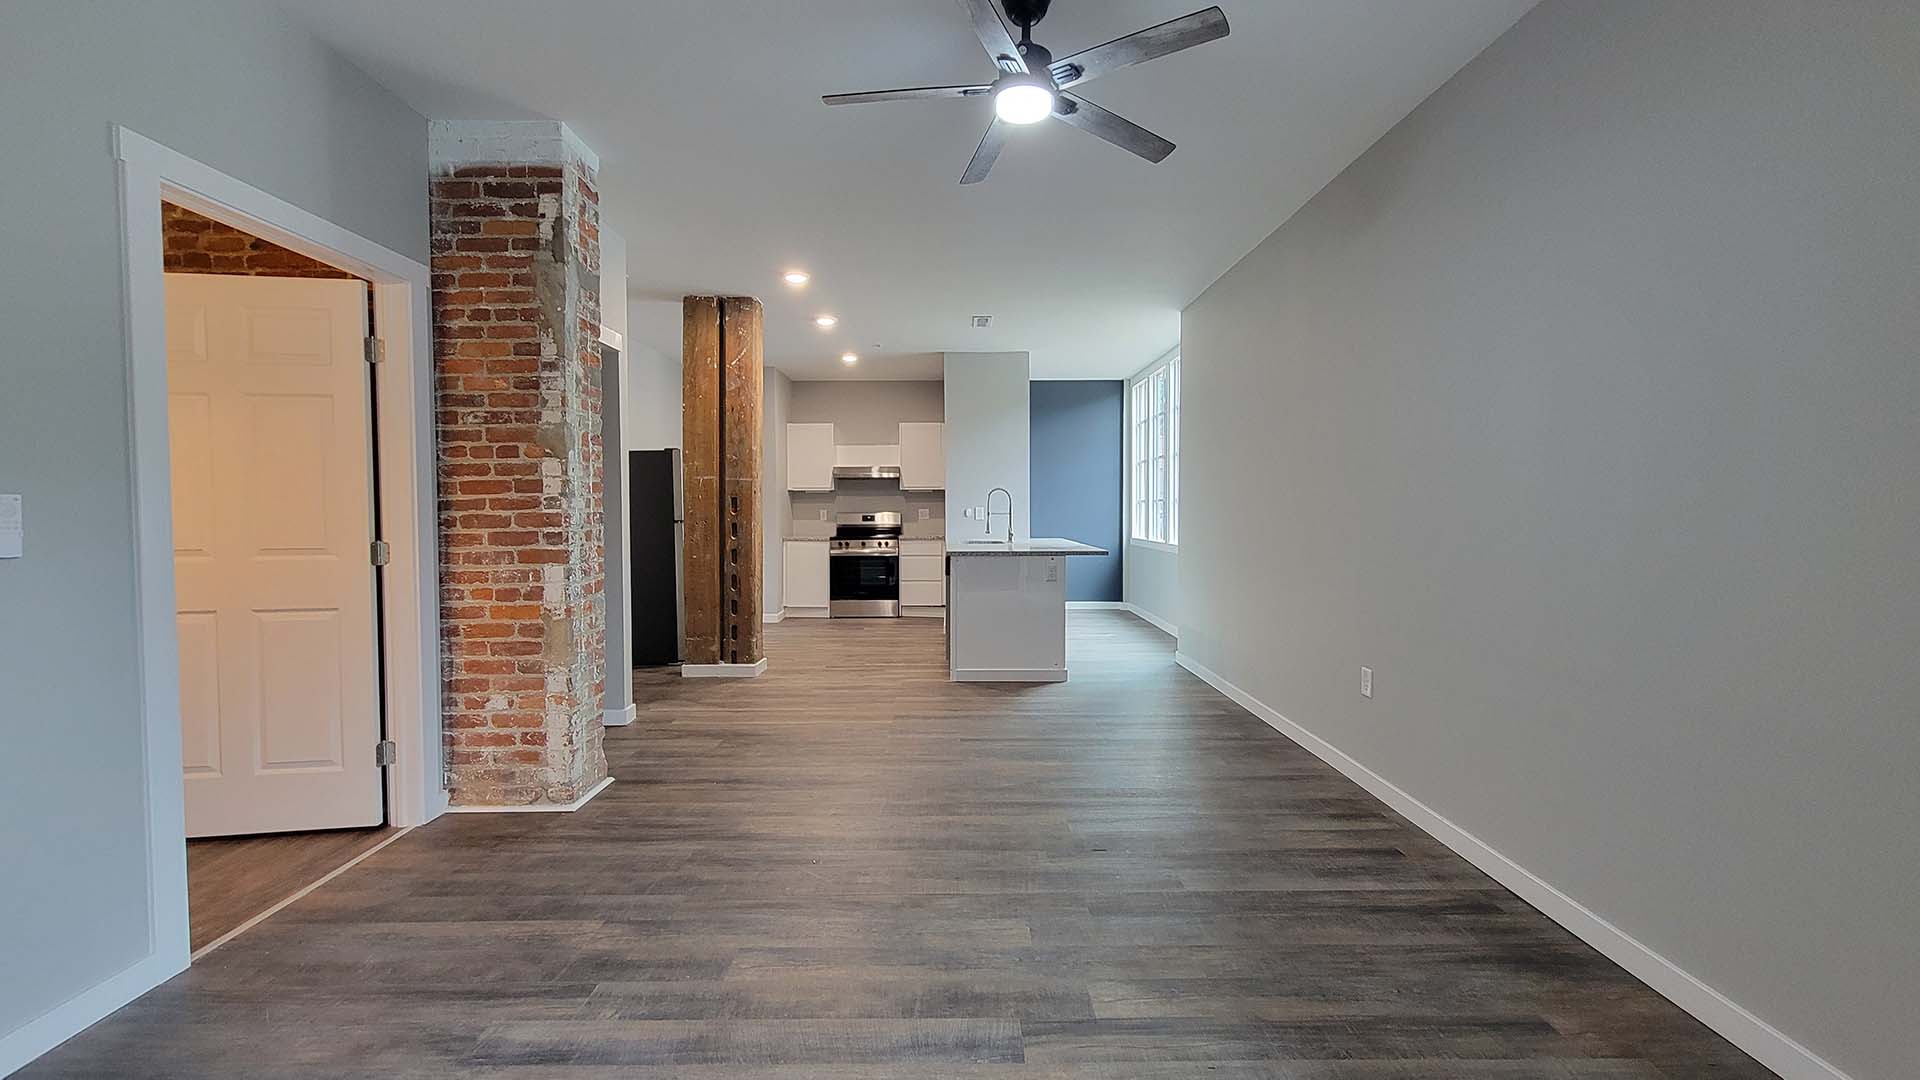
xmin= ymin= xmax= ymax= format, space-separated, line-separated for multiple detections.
xmin=112 ymin=126 xmax=445 ymax=975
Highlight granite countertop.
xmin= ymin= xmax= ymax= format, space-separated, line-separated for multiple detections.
xmin=946 ymin=538 xmax=1109 ymax=557
xmin=781 ymin=535 xmax=948 ymax=542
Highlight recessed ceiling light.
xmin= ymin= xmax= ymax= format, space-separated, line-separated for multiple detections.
xmin=782 ymin=270 xmax=810 ymax=286
xmin=814 ymin=315 xmax=839 ymax=328
xmin=841 ymin=352 xmax=859 ymax=366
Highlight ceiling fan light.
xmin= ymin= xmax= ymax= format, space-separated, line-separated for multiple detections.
xmin=994 ymin=79 xmax=1055 ymax=125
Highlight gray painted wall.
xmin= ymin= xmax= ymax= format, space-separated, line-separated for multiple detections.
xmin=762 ymin=368 xmax=791 ymax=610
xmin=788 ymin=379 xmax=944 ymax=445
xmin=943 ymin=353 xmax=1030 ymax=541
xmin=786 ymin=378 xmax=946 ymax=539
xmin=0 ymin=0 xmax=427 ymax=1047
xmin=1124 ymin=542 xmax=1179 ymax=633
xmin=623 ymin=339 xmax=682 ymax=451
xmin=1030 ymin=382 xmax=1123 ymax=602
xmin=1179 ymin=2 xmax=1919 ymax=1076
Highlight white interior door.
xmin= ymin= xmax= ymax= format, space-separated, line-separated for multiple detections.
xmin=166 ymin=273 xmax=384 ymax=837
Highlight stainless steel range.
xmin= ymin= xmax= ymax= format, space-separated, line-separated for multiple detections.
xmin=829 ymin=511 xmax=901 ymax=618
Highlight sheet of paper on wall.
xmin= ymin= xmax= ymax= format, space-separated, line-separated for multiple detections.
xmin=0 ymin=494 xmax=21 ymax=558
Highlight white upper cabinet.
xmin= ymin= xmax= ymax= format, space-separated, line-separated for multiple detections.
xmin=899 ymin=422 xmax=945 ymax=491
xmin=787 ymin=422 xmax=836 ymax=491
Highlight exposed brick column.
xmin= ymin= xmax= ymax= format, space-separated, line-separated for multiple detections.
xmin=429 ymin=122 xmax=607 ymax=806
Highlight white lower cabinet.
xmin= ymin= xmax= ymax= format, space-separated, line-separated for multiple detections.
xmin=901 ymin=580 xmax=945 ymax=608
xmin=899 ymin=540 xmax=945 ymax=613
xmin=782 ymin=541 xmax=830 ymax=611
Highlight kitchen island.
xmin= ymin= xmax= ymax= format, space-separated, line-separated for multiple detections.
xmin=945 ymin=538 xmax=1110 ymax=682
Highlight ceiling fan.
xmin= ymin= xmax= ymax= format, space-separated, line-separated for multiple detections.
xmin=824 ymin=0 xmax=1231 ymax=184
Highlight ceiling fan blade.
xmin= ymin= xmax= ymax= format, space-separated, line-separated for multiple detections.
xmin=956 ymin=0 xmax=1027 ymax=74
xmin=1050 ymin=6 xmax=1230 ymax=89
xmin=823 ymin=84 xmax=991 ymax=106
xmin=1054 ymin=93 xmax=1176 ymax=163
xmin=960 ymin=119 xmax=1010 ymax=185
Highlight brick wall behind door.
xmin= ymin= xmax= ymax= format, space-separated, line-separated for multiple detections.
xmin=162 ymin=203 xmax=360 ymax=279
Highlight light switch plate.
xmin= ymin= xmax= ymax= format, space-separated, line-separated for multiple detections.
xmin=1360 ymin=666 xmax=1373 ymax=699
xmin=917 ymin=508 xmax=930 ymax=520
xmin=0 ymin=494 xmax=20 ymax=559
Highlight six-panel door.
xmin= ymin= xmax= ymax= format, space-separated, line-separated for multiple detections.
xmin=166 ymin=274 xmax=385 ymax=837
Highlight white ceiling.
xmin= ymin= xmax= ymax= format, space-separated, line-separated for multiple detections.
xmin=285 ymin=0 xmax=1536 ymax=380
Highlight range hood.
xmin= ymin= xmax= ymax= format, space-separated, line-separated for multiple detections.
xmin=833 ymin=465 xmax=901 ymax=481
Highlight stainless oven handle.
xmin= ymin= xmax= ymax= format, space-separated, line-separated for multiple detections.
xmin=829 ymin=550 xmax=900 ymax=557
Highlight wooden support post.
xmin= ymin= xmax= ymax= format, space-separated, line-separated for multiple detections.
xmin=681 ymin=295 xmax=765 ymax=672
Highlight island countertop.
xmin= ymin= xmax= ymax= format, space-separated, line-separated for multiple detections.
xmin=945 ymin=538 xmax=1109 ymax=557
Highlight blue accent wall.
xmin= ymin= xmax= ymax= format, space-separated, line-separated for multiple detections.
xmin=1031 ymin=380 xmax=1124 ymax=601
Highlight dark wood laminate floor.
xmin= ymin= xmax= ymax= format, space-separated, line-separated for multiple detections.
xmin=187 ymin=826 xmax=398 ymax=951
xmin=26 ymin=612 xmax=1773 ymax=1078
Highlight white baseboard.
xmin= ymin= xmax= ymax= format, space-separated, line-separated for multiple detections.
xmin=783 ymin=607 xmax=831 ymax=620
xmin=951 ymin=667 xmax=1068 ymax=683
xmin=444 ymin=775 xmax=614 ymax=814
xmin=602 ymin=703 xmax=636 ymax=727
xmin=1171 ymin=650 xmax=1850 ymax=1080
xmin=681 ymin=658 xmax=769 ymax=679
xmin=1124 ymin=603 xmax=1177 ymax=637
xmin=0 ymin=948 xmax=185 ymax=1076
xmin=763 ymin=608 xmax=786 ymax=624
xmin=902 ymin=606 xmax=945 ymax=618
xmin=1065 ymin=601 xmax=1127 ymax=610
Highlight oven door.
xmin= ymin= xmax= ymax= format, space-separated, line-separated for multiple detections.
xmin=829 ymin=553 xmax=900 ymax=618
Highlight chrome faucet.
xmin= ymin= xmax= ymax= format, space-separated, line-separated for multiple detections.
xmin=985 ymin=487 xmax=1014 ymax=543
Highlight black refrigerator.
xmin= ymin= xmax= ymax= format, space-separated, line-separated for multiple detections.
xmin=628 ymin=449 xmax=684 ymax=666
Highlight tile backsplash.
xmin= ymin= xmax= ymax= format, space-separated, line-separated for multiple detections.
xmin=789 ymin=478 xmax=945 ymax=539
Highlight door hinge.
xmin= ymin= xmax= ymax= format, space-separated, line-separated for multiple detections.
xmin=364 ymin=335 xmax=384 ymax=365
xmin=370 ymin=539 xmax=391 ymax=566
xmin=375 ymin=739 xmax=397 ymax=767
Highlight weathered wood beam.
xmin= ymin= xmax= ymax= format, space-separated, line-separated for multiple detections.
xmin=681 ymin=296 xmax=722 ymax=667
xmin=680 ymin=295 xmax=765 ymax=670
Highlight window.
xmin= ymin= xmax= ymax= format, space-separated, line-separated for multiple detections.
xmin=1130 ymin=352 xmax=1179 ymax=545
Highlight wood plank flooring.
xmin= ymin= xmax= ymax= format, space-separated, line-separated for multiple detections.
xmin=23 ymin=611 xmax=1774 ymax=1077
xmin=186 ymin=826 xmax=397 ymax=951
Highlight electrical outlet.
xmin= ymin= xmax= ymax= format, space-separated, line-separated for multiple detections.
xmin=818 ymin=509 xmax=830 ymax=521
xmin=973 ymin=505 xmax=987 ymax=520
xmin=1360 ymin=666 xmax=1373 ymax=699
xmin=917 ymin=507 xmax=930 ymax=521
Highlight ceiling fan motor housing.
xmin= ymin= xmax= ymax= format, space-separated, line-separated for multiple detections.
xmin=1001 ymin=0 xmax=1053 ymax=31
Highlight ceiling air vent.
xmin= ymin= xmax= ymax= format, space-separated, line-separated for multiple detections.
xmin=970 ymin=315 xmax=993 ymax=329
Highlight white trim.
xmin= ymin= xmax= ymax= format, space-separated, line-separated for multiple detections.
xmin=444 ymin=776 xmax=615 ymax=814
xmin=71 ymin=126 xmax=447 ymax=1072
xmin=763 ymin=608 xmax=788 ymax=624
xmin=191 ymin=827 xmax=413 ymax=961
xmin=1128 ymin=537 xmax=1178 ymax=554
xmin=783 ymin=607 xmax=832 ymax=620
xmin=1124 ymin=603 xmax=1178 ymax=638
xmin=1066 ymin=601 xmax=1127 ymax=610
xmin=682 ymin=658 xmax=770 ymax=679
xmin=427 ymin=119 xmax=599 ymax=174
xmin=952 ymin=668 xmax=1069 ymax=683
xmin=1171 ymin=650 xmax=1852 ymax=1080
xmin=902 ymin=607 xmax=946 ymax=618
xmin=0 ymin=951 xmax=182 ymax=1076
xmin=598 ymin=323 xmax=625 ymax=352
xmin=603 ymin=703 xmax=637 ymax=727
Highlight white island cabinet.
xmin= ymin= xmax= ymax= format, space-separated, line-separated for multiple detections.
xmin=945 ymin=538 xmax=1109 ymax=682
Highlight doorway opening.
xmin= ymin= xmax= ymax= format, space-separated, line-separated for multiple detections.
xmin=160 ymin=204 xmax=401 ymax=952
